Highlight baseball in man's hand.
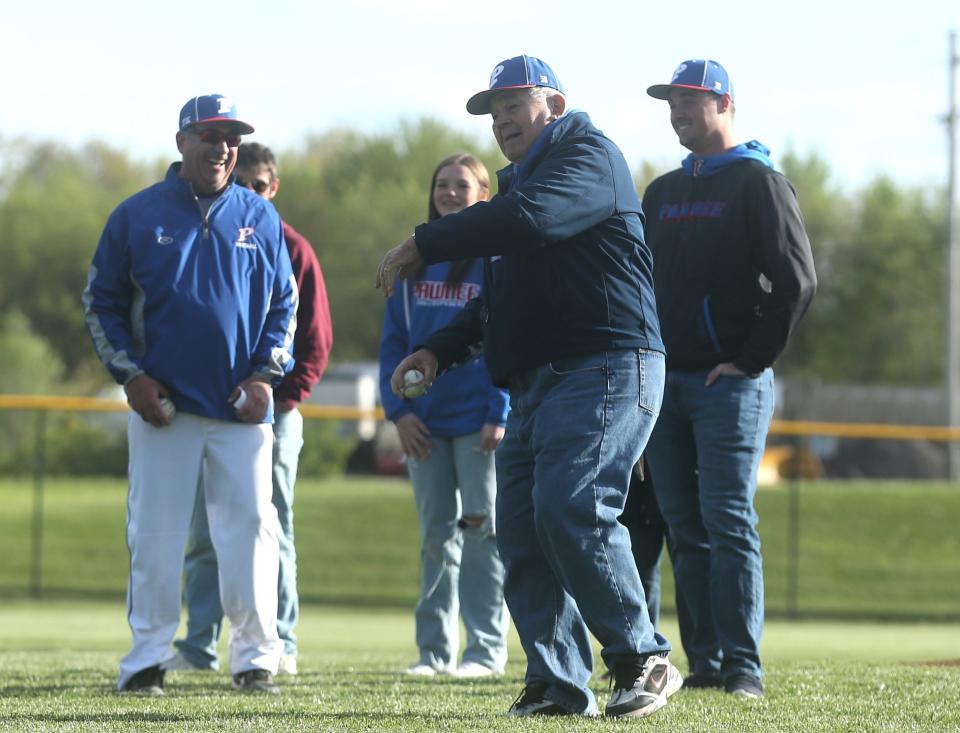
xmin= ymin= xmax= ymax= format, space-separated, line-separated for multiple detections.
xmin=402 ymin=369 xmax=428 ymax=399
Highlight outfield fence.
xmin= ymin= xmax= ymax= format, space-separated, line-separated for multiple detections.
xmin=1 ymin=394 xmax=958 ymax=621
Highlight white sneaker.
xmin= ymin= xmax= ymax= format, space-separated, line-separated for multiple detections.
xmin=404 ymin=662 xmax=440 ymax=676
xmin=160 ymin=651 xmax=208 ymax=672
xmin=451 ymin=661 xmax=500 ymax=678
xmin=605 ymin=655 xmax=683 ymax=719
xmin=277 ymin=654 xmax=298 ymax=676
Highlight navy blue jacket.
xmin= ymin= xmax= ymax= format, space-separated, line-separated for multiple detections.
xmin=413 ymin=111 xmax=663 ymax=385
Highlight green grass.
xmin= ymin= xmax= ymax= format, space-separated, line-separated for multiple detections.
xmin=2 ymin=477 xmax=959 ymax=619
xmin=0 ymin=601 xmax=958 ymax=732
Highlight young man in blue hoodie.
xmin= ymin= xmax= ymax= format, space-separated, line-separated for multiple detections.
xmin=641 ymin=60 xmax=817 ymax=699
xmin=377 ymin=56 xmax=681 ymax=720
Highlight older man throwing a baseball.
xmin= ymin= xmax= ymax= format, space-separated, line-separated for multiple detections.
xmin=377 ymin=56 xmax=680 ymax=720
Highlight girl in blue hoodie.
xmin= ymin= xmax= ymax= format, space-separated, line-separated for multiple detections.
xmin=379 ymin=153 xmax=510 ymax=678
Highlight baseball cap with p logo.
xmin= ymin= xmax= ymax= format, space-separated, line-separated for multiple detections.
xmin=466 ymin=55 xmax=564 ymax=115
xmin=178 ymin=94 xmax=255 ymax=134
xmin=646 ymin=60 xmax=734 ymax=102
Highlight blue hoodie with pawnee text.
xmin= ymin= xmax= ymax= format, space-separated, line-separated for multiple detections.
xmin=379 ymin=261 xmax=509 ymax=437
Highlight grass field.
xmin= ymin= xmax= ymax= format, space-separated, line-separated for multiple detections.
xmin=2 ymin=477 xmax=959 ymax=618
xmin=1 ymin=601 xmax=958 ymax=732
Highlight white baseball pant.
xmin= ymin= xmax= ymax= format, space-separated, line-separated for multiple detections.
xmin=118 ymin=411 xmax=283 ymax=690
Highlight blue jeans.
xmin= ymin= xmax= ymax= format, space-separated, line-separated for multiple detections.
xmin=175 ymin=408 xmax=304 ymax=667
xmin=496 ymin=349 xmax=669 ymax=715
xmin=406 ymin=432 xmax=507 ymax=672
xmin=645 ymin=369 xmax=774 ymax=681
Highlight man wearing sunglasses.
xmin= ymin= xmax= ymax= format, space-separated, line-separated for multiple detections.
xmin=83 ymin=94 xmax=298 ymax=696
xmin=170 ymin=142 xmax=333 ymax=679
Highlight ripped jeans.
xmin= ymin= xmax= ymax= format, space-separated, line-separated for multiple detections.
xmin=406 ymin=431 xmax=508 ymax=672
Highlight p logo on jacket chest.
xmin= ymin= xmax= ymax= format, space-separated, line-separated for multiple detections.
xmin=235 ymin=227 xmax=257 ymax=250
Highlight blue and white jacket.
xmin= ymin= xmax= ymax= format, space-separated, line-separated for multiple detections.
xmin=379 ymin=261 xmax=509 ymax=437
xmin=82 ymin=163 xmax=298 ymax=423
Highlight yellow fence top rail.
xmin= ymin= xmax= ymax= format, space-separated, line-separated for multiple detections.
xmin=5 ymin=394 xmax=960 ymax=440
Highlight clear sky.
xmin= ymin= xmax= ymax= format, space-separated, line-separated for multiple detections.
xmin=5 ymin=0 xmax=958 ymax=192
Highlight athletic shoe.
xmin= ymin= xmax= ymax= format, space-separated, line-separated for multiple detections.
xmin=725 ymin=673 xmax=764 ymax=698
xmin=277 ymin=654 xmax=298 ymax=676
xmin=404 ymin=662 xmax=440 ymax=676
xmin=507 ymin=684 xmax=570 ymax=717
xmin=451 ymin=661 xmax=500 ymax=678
xmin=122 ymin=664 xmax=165 ymax=696
xmin=683 ymin=671 xmax=724 ymax=689
xmin=605 ymin=654 xmax=682 ymax=719
xmin=232 ymin=669 xmax=280 ymax=694
xmin=161 ymin=651 xmax=207 ymax=672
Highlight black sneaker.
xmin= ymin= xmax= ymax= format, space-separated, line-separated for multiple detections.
xmin=232 ymin=669 xmax=280 ymax=695
xmin=507 ymin=684 xmax=570 ymax=717
xmin=683 ymin=672 xmax=724 ymax=689
xmin=122 ymin=664 xmax=165 ymax=696
xmin=605 ymin=654 xmax=682 ymax=718
xmin=725 ymin=673 xmax=764 ymax=699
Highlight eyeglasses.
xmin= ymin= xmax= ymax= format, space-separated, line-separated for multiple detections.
xmin=235 ymin=177 xmax=271 ymax=194
xmin=191 ymin=128 xmax=242 ymax=148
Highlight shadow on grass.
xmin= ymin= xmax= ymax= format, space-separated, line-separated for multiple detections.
xmin=0 ymin=712 xmax=192 ymax=724
xmin=1 ymin=709 xmax=494 ymax=725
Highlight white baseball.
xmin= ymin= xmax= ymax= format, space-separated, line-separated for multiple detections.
xmin=159 ymin=397 xmax=176 ymax=419
xmin=233 ymin=387 xmax=248 ymax=410
xmin=402 ymin=369 xmax=427 ymax=399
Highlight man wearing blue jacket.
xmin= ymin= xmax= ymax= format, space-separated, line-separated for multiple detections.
xmin=377 ymin=56 xmax=680 ymax=720
xmin=82 ymin=94 xmax=298 ymax=696
xmin=642 ymin=60 xmax=817 ymax=699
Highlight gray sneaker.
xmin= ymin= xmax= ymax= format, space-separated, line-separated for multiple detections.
xmin=232 ymin=669 xmax=280 ymax=695
xmin=605 ymin=655 xmax=682 ymax=718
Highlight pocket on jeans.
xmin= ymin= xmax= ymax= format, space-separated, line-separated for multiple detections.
xmin=547 ymin=352 xmax=606 ymax=376
xmin=637 ymin=349 xmax=665 ymax=415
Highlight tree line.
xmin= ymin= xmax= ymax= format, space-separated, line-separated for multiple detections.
xmin=0 ymin=119 xmax=948 ymax=400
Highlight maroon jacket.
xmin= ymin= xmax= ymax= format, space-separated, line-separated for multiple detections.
xmin=275 ymin=221 xmax=333 ymax=410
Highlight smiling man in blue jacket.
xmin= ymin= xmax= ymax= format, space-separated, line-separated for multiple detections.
xmin=82 ymin=94 xmax=297 ymax=697
xmin=642 ymin=60 xmax=817 ymax=699
xmin=377 ymin=55 xmax=680 ymax=720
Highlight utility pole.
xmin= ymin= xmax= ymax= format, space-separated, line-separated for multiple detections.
xmin=947 ymin=30 xmax=959 ymax=479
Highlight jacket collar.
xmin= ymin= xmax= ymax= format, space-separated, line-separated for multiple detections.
xmin=497 ymin=110 xmax=593 ymax=192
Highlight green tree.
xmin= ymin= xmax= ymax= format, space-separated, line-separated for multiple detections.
xmin=820 ymin=177 xmax=945 ymax=385
xmin=0 ymin=141 xmax=159 ymax=378
xmin=276 ymin=119 xmax=503 ymax=361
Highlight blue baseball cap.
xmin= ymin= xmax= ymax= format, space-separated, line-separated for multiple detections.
xmin=466 ymin=55 xmax=564 ymax=115
xmin=647 ymin=60 xmax=734 ymax=102
xmin=178 ymin=94 xmax=255 ymax=134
